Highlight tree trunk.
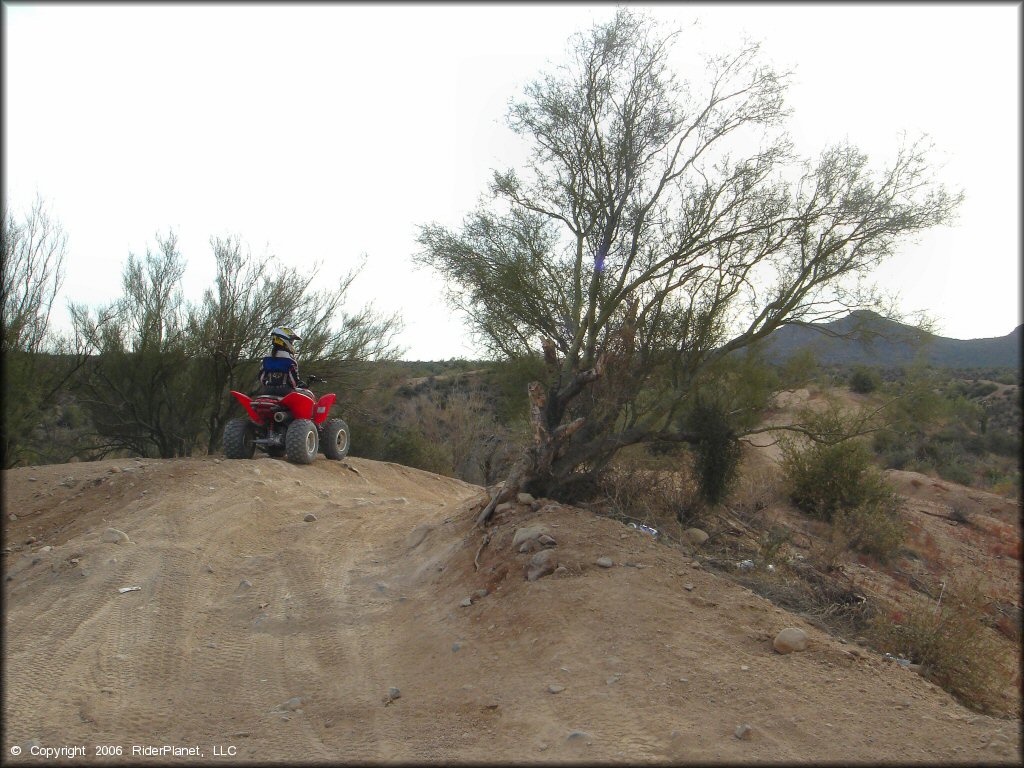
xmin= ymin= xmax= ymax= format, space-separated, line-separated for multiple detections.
xmin=476 ymin=375 xmax=592 ymax=526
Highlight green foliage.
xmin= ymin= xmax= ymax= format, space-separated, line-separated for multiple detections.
xmin=782 ymin=439 xmax=874 ymax=520
xmin=984 ymin=430 xmax=1019 ymax=458
xmin=379 ymin=429 xmax=452 ymax=475
xmin=782 ymin=436 xmax=904 ymax=560
xmin=486 ymin=354 xmax=547 ymax=425
xmin=671 ymin=354 xmax=777 ymax=504
xmin=696 ymin=353 xmax=780 ymax=432
xmin=687 ymin=398 xmax=742 ymax=505
xmin=347 ymin=414 xmax=451 ymax=477
xmin=869 ymin=367 xmax=1019 ymax=494
xmin=1 ymin=198 xmax=83 ymax=466
xmin=849 ymin=366 xmax=881 ymax=393
xmin=966 ymin=380 xmax=998 ymax=398
xmin=871 ymin=428 xmax=916 ymax=470
xmin=777 ymin=348 xmax=819 ymax=389
xmin=991 ymin=369 xmax=1018 ymax=385
xmin=887 ymin=365 xmax=948 ymax=427
xmin=58 ymin=232 xmax=402 ymax=460
xmin=414 ymin=9 xmax=959 ymax=500
xmin=935 ymin=461 xmax=974 ymax=487
xmin=70 ymin=234 xmax=208 ymax=458
xmin=831 ymin=479 xmax=905 ymax=562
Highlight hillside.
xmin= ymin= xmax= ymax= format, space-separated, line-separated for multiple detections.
xmin=3 ymin=456 xmax=1020 ymax=763
xmin=756 ymin=310 xmax=1021 ymax=368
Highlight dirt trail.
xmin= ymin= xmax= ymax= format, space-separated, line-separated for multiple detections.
xmin=3 ymin=456 xmax=1020 ymax=763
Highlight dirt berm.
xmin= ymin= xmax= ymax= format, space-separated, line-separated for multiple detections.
xmin=3 ymin=457 xmax=1019 ymax=763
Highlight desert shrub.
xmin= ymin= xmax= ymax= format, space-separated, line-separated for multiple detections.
xmin=849 ymin=366 xmax=881 ymax=394
xmin=872 ymin=429 xmax=916 ymax=470
xmin=869 ymin=582 xmax=1013 ymax=715
xmin=781 ymin=439 xmax=874 ymax=520
xmin=831 ymin=478 xmax=905 ymax=562
xmin=346 ymin=411 xmax=451 ymax=475
xmin=393 ymin=384 xmax=518 ymax=484
xmin=870 ymin=428 xmax=901 ymax=454
xmin=993 ymin=370 xmax=1018 ymax=385
xmin=689 ymin=399 xmax=742 ymax=505
xmin=646 ymin=439 xmax=686 ymax=458
xmin=984 ymin=429 xmax=1019 ymax=458
xmin=346 ymin=415 xmax=388 ymax=459
xmin=732 ymin=555 xmax=875 ymax=639
xmin=874 ymin=439 xmax=915 ymax=471
xmin=782 ymin=436 xmax=905 ymax=560
xmin=936 ymin=461 xmax=974 ymax=487
xmin=378 ymin=428 xmax=452 ymax=475
xmin=965 ymin=380 xmax=998 ymax=399
xmin=962 ymin=433 xmax=987 ymax=456
xmin=914 ymin=439 xmax=956 ymax=471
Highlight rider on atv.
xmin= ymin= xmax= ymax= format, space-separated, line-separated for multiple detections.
xmin=259 ymin=327 xmax=313 ymax=397
xmin=225 ymin=326 xmax=349 ymax=464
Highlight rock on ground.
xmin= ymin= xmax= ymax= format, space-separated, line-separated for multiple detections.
xmin=683 ymin=528 xmax=709 ymax=546
xmin=279 ymin=695 xmax=306 ymax=711
xmin=101 ymin=528 xmax=130 ymax=544
xmin=773 ymin=627 xmax=808 ymax=654
xmin=512 ymin=525 xmax=549 ymax=549
xmin=527 ymin=549 xmax=557 ymax=582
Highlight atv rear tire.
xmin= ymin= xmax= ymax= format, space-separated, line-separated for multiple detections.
xmin=286 ymin=419 xmax=319 ymax=464
xmin=321 ymin=418 xmax=350 ymax=460
xmin=223 ymin=418 xmax=256 ymax=459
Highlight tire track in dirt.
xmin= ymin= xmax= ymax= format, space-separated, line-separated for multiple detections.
xmin=256 ymin=470 xmax=477 ymax=762
xmin=4 ymin=456 xmax=1019 ymax=763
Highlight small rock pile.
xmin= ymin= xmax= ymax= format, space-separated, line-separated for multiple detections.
xmin=500 ymin=494 xmax=568 ymax=582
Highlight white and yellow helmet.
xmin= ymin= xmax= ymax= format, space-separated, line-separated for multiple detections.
xmin=270 ymin=326 xmax=301 ymax=356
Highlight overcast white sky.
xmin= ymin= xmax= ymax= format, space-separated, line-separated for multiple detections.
xmin=3 ymin=2 xmax=1020 ymax=359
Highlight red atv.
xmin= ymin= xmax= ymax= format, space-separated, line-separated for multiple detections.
xmin=223 ymin=375 xmax=350 ymax=464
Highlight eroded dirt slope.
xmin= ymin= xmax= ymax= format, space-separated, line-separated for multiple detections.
xmin=2 ymin=456 xmax=1020 ymax=763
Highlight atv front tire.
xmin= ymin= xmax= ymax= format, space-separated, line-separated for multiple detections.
xmin=321 ymin=418 xmax=350 ymax=460
xmin=286 ymin=419 xmax=319 ymax=464
xmin=223 ymin=418 xmax=256 ymax=459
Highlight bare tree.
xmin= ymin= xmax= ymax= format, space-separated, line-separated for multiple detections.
xmin=1 ymin=196 xmax=67 ymax=356
xmin=0 ymin=197 xmax=82 ymax=466
xmin=71 ymin=232 xmax=207 ymax=458
xmin=415 ymin=10 xmax=962 ymax=522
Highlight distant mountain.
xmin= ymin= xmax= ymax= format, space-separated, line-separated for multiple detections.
xmin=754 ymin=310 xmax=1021 ymax=368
